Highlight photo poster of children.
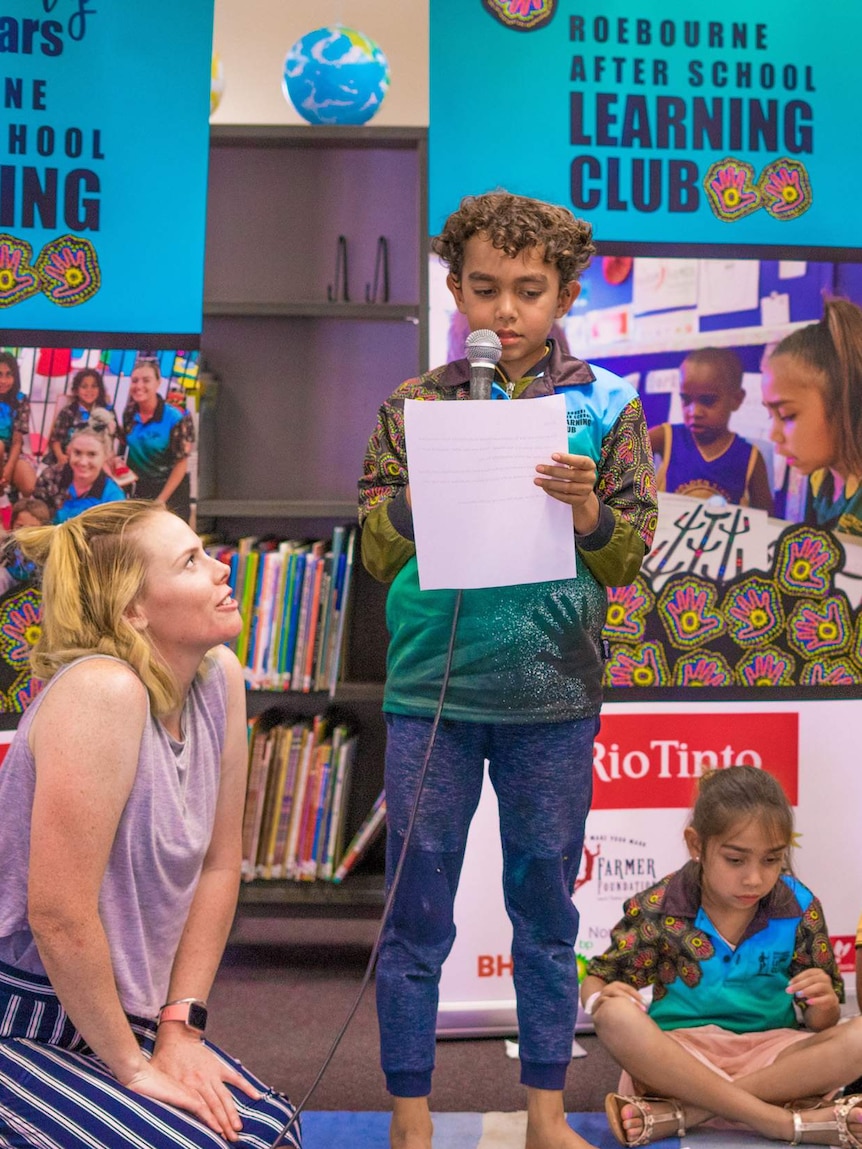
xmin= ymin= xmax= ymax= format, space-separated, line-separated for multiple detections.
xmin=0 ymin=345 xmax=201 ymax=715
xmin=429 ymin=253 xmax=862 ymax=691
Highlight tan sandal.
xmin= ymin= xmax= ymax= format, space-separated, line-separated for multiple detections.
xmin=604 ymin=1093 xmax=686 ymax=1147
xmin=790 ymin=1094 xmax=862 ymax=1147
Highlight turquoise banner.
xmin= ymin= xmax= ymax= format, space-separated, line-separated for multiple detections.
xmin=0 ymin=1 xmax=213 ymax=339
xmin=430 ymin=0 xmax=861 ymax=255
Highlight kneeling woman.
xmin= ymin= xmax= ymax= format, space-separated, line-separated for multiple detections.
xmin=0 ymin=501 xmax=301 ymax=1147
xmin=34 ymin=409 xmax=127 ymax=523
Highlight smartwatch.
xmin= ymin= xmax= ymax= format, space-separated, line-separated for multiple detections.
xmin=158 ymin=997 xmax=208 ymax=1033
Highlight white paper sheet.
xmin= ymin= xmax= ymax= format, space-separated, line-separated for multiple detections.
xmin=645 ymin=367 xmax=680 ymax=395
xmin=698 ymin=259 xmax=760 ymax=316
xmin=632 ymin=258 xmax=699 ymax=314
xmin=403 ymin=395 xmax=577 ymax=590
xmin=641 ymin=493 xmax=771 ymax=591
xmin=761 ymin=291 xmax=791 ymax=326
xmin=633 ymin=308 xmax=698 ymax=346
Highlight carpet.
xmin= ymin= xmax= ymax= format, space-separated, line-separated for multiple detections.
xmin=300 ymin=1112 xmax=774 ymax=1147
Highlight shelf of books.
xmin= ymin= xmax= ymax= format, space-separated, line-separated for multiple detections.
xmin=205 ymin=524 xmax=358 ymax=694
xmin=239 ymin=705 xmax=387 ymax=912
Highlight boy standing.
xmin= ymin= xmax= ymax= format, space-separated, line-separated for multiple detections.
xmin=650 ymin=348 xmax=774 ymax=512
xmin=358 ymin=192 xmax=657 ymax=1149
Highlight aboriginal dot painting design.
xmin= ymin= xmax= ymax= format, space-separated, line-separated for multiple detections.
xmin=703 ymin=158 xmax=761 ymax=221
xmin=759 ymin=158 xmax=813 ymax=221
xmin=722 ymin=577 xmax=785 ymax=647
xmin=786 ymin=597 xmax=852 ymax=660
xmin=0 ymin=234 xmax=40 ymax=307
xmin=604 ymin=641 xmax=671 ymax=688
xmin=0 ymin=586 xmax=42 ymax=713
xmin=735 ymin=647 xmax=797 ymax=688
xmin=36 ymin=234 xmax=101 ymax=306
xmin=774 ymin=528 xmax=840 ymax=597
xmin=481 ymin=0 xmax=556 ymax=31
xmin=658 ymin=576 xmax=726 ymax=650
xmin=604 ymin=577 xmax=655 ymax=642
xmin=672 ymin=651 xmax=734 ymax=688
xmin=602 ymin=524 xmax=862 ymax=689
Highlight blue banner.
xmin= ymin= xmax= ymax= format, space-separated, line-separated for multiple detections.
xmin=430 ymin=0 xmax=861 ymax=255
xmin=0 ymin=1 xmax=213 ymax=339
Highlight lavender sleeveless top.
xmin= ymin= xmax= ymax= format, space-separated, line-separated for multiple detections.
xmin=0 ymin=654 xmax=227 ymax=1018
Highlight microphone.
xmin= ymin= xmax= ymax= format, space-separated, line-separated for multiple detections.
xmin=465 ymin=329 xmax=502 ymax=401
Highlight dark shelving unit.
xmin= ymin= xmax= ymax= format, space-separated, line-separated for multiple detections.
xmin=199 ymin=124 xmax=427 ymax=916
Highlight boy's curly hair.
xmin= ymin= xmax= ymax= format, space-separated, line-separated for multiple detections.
xmin=432 ymin=191 xmax=595 ymax=286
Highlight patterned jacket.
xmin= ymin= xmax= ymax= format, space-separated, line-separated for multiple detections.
xmin=357 ymin=342 xmax=657 ymax=722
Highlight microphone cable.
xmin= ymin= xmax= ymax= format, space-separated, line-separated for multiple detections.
xmin=270 ymin=589 xmax=463 ymax=1148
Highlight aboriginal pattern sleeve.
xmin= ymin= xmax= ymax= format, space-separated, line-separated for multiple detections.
xmin=584 ymin=882 xmax=661 ymax=990
xmin=577 ymin=396 xmax=657 ymax=588
xmin=358 ymin=375 xmax=439 ymax=584
xmin=168 ymin=410 xmax=195 ymax=460
xmin=13 ymin=396 xmax=30 ymax=438
xmin=790 ymin=895 xmax=845 ymax=1001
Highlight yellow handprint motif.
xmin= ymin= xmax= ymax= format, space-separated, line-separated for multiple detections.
xmin=36 ymin=235 xmax=101 ymax=306
xmin=0 ymin=236 xmax=40 ymax=307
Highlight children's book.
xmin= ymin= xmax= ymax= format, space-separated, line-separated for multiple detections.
xmin=327 ymin=527 xmax=357 ymax=695
xmin=268 ymin=541 xmax=301 ymax=689
xmin=281 ymin=551 xmax=309 ymax=689
xmin=314 ymin=525 xmax=346 ymax=691
xmin=270 ymin=721 xmax=306 ymax=877
xmin=258 ymin=724 xmax=290 ymax=878
xmin=282 ymin=721 xmax=318 ymax=880
xmin=319 ymin=728 xmax=356 ymax=880
xmin=292 ymin=541 xmax=326 ymax=691
xmin=240 ymin=718 xmax=268 ymax=878
xmin=249 ymin=549 xmax=282 ymax=689
xmin=241 ymin=718 xmax=275 ymax=880
xmin=302 ymin=557 xmax=327 ymax=692
xmin=300 ymin=740 xmax=333 ymax=879
xmin=332 ymin=789 xmax=386 ymax=884
xmin=235 ymin=546 xmax=260 ymax=668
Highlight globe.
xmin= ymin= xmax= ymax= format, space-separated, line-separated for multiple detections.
xmin=282 ymin=25 xmax=390 ymax=126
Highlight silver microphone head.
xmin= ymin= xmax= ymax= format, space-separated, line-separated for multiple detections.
xmin=465 ymin=328 xmax=503 ymax=370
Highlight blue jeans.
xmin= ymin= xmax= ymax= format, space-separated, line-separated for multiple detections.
xmin=376 ymin=713 xmax=598 ymax=1097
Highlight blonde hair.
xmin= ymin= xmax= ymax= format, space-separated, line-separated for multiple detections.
xmin=16 ymin=500 xmax=182 ymax=716
xmin=68 ymin=407 xmax=116 ymax=457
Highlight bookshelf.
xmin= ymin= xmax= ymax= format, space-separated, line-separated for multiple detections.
xmin=198 ymin=124 xmax=428 ymax=915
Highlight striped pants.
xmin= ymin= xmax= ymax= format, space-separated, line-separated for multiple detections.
xmin=0 ymin=960 xmax=301 ymax=1148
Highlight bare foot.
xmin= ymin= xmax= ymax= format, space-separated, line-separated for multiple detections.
xmin=525 ymin=1116 xmax=598 ymax=1149
xmin=526 ymin=1087 xmax=598 ymax=1149
xmin=390 ymin=1097 xmax=433 ymax=1149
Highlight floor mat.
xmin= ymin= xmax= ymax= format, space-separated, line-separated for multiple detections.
xmin=299 ymin=1110 xmax=683 ymax=1148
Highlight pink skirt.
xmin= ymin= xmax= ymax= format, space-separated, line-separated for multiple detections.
xmin=618 ymin=1024 xmax=831 ymax=1129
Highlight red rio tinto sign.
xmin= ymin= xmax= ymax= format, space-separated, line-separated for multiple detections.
xmin=591 ymin=712 xmax=799 ymax=809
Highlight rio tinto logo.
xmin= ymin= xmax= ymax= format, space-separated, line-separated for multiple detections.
xmin=591 ymin=712 xmax=798 ymax=809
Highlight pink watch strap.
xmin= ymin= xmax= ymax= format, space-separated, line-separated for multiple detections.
xmin=158 ymin=1002 xmax=194 ymax=1024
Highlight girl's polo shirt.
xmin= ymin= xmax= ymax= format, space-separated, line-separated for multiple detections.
xmin=587 ymin=864 xmax=844 ymax=1035
xmin=649 ymin=876 xmax=811 ymax=1033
